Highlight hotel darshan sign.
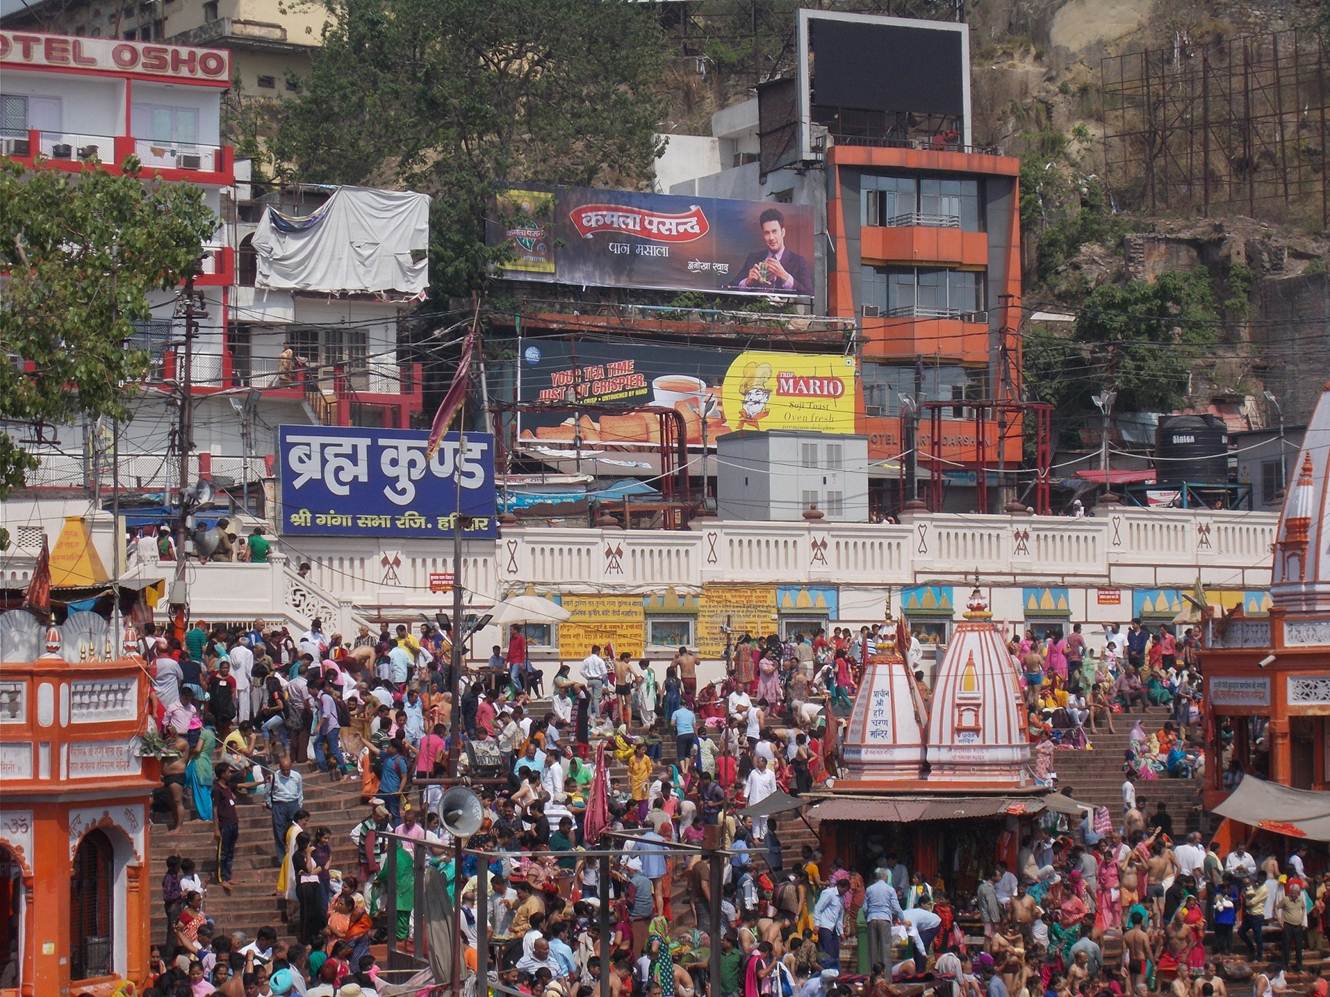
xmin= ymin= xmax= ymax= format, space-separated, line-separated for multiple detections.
xmin=0 ymin=31 xmax=231 ymax=82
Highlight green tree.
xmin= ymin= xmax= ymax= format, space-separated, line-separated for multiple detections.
xmin=275 ymin=0 xmax=670 ymax=298
xmin=0 ymin=159 xmax=216 ymax=518
xmin=1024 ymin=269 xmax=1219 ymax=447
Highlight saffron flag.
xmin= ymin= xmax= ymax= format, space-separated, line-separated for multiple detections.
xmin=23 ymin=537 xmax=51 ymax=615
xmin=424 ymin=324 xmax=478 ymax=460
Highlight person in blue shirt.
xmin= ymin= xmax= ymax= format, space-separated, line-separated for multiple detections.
xmin=813 ymin=879 xmax=851 ymax=966
xmin=377 ymin=740 xmax=409 ymax=825
xmin=671 ymin=701 xmax=697 ymax=773
xmin=864 ymin=867 xmax=905 ymax=970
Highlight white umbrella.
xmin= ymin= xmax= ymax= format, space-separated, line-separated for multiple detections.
xmin=489 ymin=593 xmax=570 ymax=626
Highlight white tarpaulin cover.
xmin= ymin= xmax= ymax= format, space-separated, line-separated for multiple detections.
xmin=252 ymin=186 xmax=430 ymax=296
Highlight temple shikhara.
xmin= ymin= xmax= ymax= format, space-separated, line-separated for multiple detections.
xmin=1204 ymin=380 xmax=1330 ymax=837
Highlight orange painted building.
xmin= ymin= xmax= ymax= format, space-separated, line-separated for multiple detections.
xmin=822 ymin=144 xmax=1025 ymax=483
xmin=0 ymin=615 xmax=156 ymax=997
xmin=1202 ymin=382 xmax=1330 ymax=823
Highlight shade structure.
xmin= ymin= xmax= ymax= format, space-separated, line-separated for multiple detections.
xmin=489 ymin=594 xmax=571 ymax=626
xmin=1212 ymin=775 xmax=1330 ymax=841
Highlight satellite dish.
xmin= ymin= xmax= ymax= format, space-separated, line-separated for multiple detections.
xmin=192 ymin=525 xmax=223 ymax=558
xmin=182 ymin=480 xmax=214 ymax=508
xmin=440 ymin=786 xmax=483 ymax=839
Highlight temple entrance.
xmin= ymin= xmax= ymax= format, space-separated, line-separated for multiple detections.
xmin=0 ymin=845 xmax=22 ymax=992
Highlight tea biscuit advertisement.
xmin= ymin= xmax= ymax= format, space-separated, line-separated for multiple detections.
xmin=516 ymin=340 xmax=859 ymax=447
xmin=488 ymin=184 xmax=815 ymax=298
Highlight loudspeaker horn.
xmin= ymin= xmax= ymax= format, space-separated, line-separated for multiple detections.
xmin=440 ymin=786 xmax=483 ymax=839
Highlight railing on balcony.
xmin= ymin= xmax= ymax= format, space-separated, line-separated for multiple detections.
xmin=1 ymin=129 xmax=115 ymax=162
xmin=2 ymin=129 xmax=231 ymax=176
xmin=830 ymin=134 xmax=1004 ymax=156
xmin=133 ymin=138 xmax=226 ymax=174
xmin=865 ymin=305 xmax=987 ymax=322
xmin=884 ymin=211 xmax=961 ymax=229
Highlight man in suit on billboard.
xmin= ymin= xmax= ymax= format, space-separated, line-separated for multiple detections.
xmin=734 ymin=208 xmax=812 ymax=295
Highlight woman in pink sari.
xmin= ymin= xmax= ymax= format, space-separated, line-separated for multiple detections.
xmin=1093 ymin=841 xmax=1120 ymax=938
xmin=756 ymin=653 xmax=782 ymax=704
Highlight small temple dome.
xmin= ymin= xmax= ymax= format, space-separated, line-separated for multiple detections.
xmin=1271 ymin=382 xmax=1330 ymax=615
xmin=924 ymin=588 xmax=1030 ymax=786
xmin=838 ymin=621 xmax=928 ymax=787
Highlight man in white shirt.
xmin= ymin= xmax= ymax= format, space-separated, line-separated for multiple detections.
xmin=1121 ymin=774 xmax=1136 ymax=814
xmin=1174 ymin=832 xmax=1206 ymax=880
xmin=541 ymin=747 xmax=568 ymax=803
xmin=1288 ymin=846 xmax=1306 ymax=880
xmin=580 ymin=646 xmax=608 ymax=718
xmin=228 ymin=638 xmax=255 ymax=723
xmin=901 ymin=904 xmax=943 ymax=962
xmin=743 ymin=754 xmax=777 ymax=841
xmin=298 ymin=618 xmax=327 ymax=657
xmin=994 ymin=862 xmax=1019 ymax=907
xmin=1225 ymin=844 xmax=1257 ymax=879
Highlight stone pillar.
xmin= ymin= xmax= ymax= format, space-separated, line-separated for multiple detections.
xmin=1268 ymin=717 xmax=1292 ymax=785
xmin=126 ymin=862 xmax=146 ymax=986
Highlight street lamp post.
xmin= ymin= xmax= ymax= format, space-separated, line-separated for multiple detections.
xmin=1091 ymin=390 xmax=1117 ymax=483
xmin=1264 ymin=390 xmax=1285 ymax=500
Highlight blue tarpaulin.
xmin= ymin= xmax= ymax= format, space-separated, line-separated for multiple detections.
xmin=501 ymin=479 xmax=659 ymax=510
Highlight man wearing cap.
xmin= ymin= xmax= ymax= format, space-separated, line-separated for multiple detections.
xmin=622 ymin=856 xmax=655 ymax=955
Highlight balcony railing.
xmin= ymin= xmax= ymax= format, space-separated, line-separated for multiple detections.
xmin=2 ymin=129 xmax=233 ymax=180
xmin=862 ymin=305 xmax=988 ymax=322
xmin=884 ymin=211 xmax=960 ymax=229
xmin=830 ymin=134 xmax=1004 ymax=156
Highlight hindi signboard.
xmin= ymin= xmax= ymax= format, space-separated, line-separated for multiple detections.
xmin=697 ymin=584 xmax=778 ymax=658
xmin=557 ymin=595 xmax=645 ymax=660
xmin=518 ymin=339 xmax=858 ymax=446
xmin=1207 ymin=676 xmax=1271 ymax=708
xmin=277 ymin=425 xmax=497 ymax=539
xmin=490 ymin=185 xmax=815 ymax=298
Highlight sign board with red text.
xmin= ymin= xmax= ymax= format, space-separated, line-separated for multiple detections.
xmin=0 ymin=31 xmax=230 ymax=84
xmin=1097 ymin=588 xmax=1122 ymax=606
xmin=429 ymin=572 xmax=454 ymax=594
xmin=488 ymin=185 xmax=815 ymax=298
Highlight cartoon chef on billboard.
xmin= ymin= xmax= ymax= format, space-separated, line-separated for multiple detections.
xmin=735 ymin=361 xmax=773 ymax=430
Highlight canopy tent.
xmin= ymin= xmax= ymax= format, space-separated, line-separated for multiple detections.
xmin=806 ymin=795 xmax=1046 ymax=823
xmin=489 ymin=594 xmax=571 ymax=626
xmin=1212 ymin=775 xmax=1330 ymax=841
xmin=740 ymin=789 xmax=807 ymax=820
xmin=1074 ymin=469 xmax=1157 ymax=485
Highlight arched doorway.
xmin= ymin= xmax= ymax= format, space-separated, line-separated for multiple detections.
xmin=0 ymin=844 xmax=22 ymax=990
xmin=69 ymin=830 xmax=113 ymax=981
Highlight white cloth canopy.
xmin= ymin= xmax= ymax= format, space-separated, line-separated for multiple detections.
xmin=252 ymin=186 xmax=430 ymax=296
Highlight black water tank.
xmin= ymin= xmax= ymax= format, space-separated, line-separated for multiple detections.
xmin=1155 ymin=415 xmax=1229 ymax=485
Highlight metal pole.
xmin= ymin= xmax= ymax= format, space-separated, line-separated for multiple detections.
xmin=452 ymin=836 xmax=464 ymax=997
xmin=708 ymin=848 xmax=724 ymax=996
xmin=598 ymin=855 xmax=612 ymax=997
xmin=448 ymin=400 xmax=467 ymax=779
xmin=1277 ymin=408 xmax=1285 ymax=497
xmin=174 ymin=272 xmax=196 ymax=640
xmin=475 ymin=849 xmax=489 ymax=989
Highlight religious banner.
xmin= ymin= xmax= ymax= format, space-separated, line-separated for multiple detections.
xmin=557 ymin=595 xmax=645 ymax=660
xmin=277 ymin=425 xmax=497 ymax=538
xmin=697 ymin=584 xmax=778 ymax=658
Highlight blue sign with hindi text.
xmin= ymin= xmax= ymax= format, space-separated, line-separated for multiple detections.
xmin=277 ymin=425 xmax=497 ymax=538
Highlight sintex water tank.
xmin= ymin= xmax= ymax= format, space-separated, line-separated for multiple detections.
xmin=1155 ymin=415 xmax=1229 ymax=485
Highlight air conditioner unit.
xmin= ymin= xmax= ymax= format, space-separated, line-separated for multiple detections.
xmin=178 ymin=154 xmax=202 ymax=170
xmin=51 ymin=143 xmax=73 ymax=159
xmin=1 ymin=137 xmax=30 ymax=156
xmin=861 ymin=304 xmax=881 ymax=317
xmin=959 ymin=309 xmax=989 ymax=324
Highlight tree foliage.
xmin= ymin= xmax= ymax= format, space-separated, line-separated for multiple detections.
xmin=0 ymin=159 xmax=216 ymax=504
xmin=275 ymin=0 xmax=671 ymax=299
xmin=1024 ymin=269 xmax=1219 ymax=445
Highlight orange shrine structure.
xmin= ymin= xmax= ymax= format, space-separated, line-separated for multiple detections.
xmin=1203 ymin=381 xmax=1330 ymax=831
xmin=0 ymin=610 xmax=155 ymax=997
xmin=810 ymin=589 xmax=1061 ymax=894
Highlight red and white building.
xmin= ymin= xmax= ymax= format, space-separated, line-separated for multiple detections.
xmin=1 ymin=30 xmax=428 ymax=495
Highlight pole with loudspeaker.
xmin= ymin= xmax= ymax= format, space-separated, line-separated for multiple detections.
xmin=441 ymin=786 xmax=482 ymax=997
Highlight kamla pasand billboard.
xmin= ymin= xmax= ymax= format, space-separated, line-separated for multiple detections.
xmin=277 ymin=426 xmax=497 ymax=538
xmin=517 ymin=340 xmax=858 ymax=446
xmin=491 ymin=185 xmax=815 ymax=298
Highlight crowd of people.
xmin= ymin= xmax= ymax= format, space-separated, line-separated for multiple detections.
xmin=136 ymin=615 xmax=1323 ymax=997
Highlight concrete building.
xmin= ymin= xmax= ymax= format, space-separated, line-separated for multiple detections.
xmin=1 ymin=30 xmax=428 ymax=499
xmin=1 ymin=0 xmax=330 ymax=100
xmin=660 ymin=12 xmax=1023 ymax=514
xmin=716 ymin=430 xmax=869 ymax=522
xmin=1231 ymin=425 xmax=1307 ymax=510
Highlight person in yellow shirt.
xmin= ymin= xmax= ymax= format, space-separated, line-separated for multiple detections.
xmin=628 ymin=742 xmax=653 ymax=822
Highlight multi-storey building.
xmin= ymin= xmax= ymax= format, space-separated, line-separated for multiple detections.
xmin=1 ymin=30 xmax=427 ymax=498
xmin=663 ymin=11 xmax=1024 ymax=513
xmin=1 ymin=0 xmax=329 ymax=101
